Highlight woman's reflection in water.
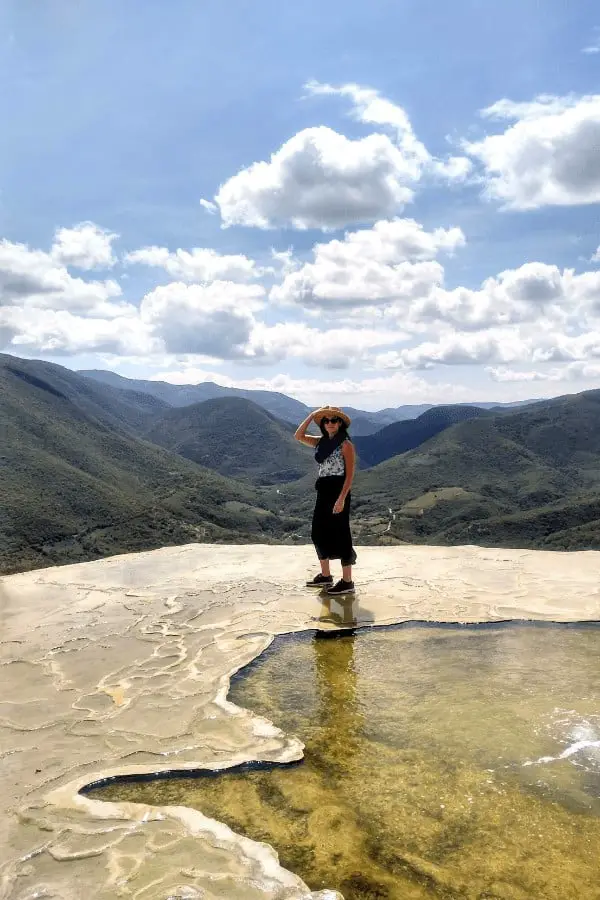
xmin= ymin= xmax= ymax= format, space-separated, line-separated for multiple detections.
xmin=310 ymin=595 xmax=363 ymax=776
xmin=316 ymin=593 xmax=359 ymax=629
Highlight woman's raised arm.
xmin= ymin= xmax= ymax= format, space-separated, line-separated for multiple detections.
xmin=294 ymin=410 xmax=320 ymax=447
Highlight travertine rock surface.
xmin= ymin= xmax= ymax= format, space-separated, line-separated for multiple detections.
xmin=1 ymin=542 xmax=599 ymax=899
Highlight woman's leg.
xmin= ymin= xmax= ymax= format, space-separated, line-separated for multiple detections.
xmin=340 ymin=492 xmax=355 ymax=583
xmin=311 ymin=479 xmax=333 ymax=576
xmin=313 ymin=477 xmax=353 ymax=582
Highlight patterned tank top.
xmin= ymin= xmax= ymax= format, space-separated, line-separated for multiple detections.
xmin=317 ymin=442 xmax=346 ymax=478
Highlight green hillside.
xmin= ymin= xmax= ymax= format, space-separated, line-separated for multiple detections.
xmin=78 ymin=369 xmax=393 ymax=435
xmin=437 ymin=496 xmax=600 ymax=550
xmin=143 ymin=396 xmax=315 ymax=485
xmin=357 ymin=414 xmax=579 ymax=511
xmin=4 ymin=351 xmax=600 ymax=573
xmin=350 ymin=391 xmax=600 ymax=550
xmin=485 ymin=390 xmax=600 ymax=477
xmin=273 ymin=389 xmax=600 ymax=552
xmin=1 ymin=353 xmax=171 ymax=435
xmin=79 ymin=367 xmax=314 ymax=422
xmin=0 ymin=355 xmax=302 ymax=575
xmin=353 ymin=404 xmax=490 ymax=468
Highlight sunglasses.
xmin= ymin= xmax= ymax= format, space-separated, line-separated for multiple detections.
xmin=322 ymin=417 xmax=342 ymax=425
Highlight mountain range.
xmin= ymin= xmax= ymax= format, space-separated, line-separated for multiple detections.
xmin=142 ymin=396 xmax=314 ymax=485
xmin=79 ymin=368 xmax=536 ymax=433
xmin=0 ymin=354 xmax=303 ymax=574
xmin=352 ymin=405 xmax=491 ymax=468
xmin=3 ymin=351 xmax=599 ymax=575
xmin=351 ymin=390 xmax=600 ymax=551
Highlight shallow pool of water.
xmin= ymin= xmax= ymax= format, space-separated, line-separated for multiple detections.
xmin=90 ymin=603 xmax=600 ymax=899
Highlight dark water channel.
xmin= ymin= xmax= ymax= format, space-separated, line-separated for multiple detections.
xmin=90 ymin=606 xmax=600 ymax=899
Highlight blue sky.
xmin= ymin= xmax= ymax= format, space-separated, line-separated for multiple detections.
xmin=1 ymin=0 xmax=599 ymax=410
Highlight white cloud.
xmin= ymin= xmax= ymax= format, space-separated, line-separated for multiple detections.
xmin=199 ymin=199 xmax=218 ymax=214
xmin=528 ymin=329 xmax=600 ymax=363
xmin=582 ymin=28 xmax=600 ymax=54
xmin=305 ymin=80 xmax=430 ymax=170
xmin=488 ymin=361 xmax=600 ymax=382
xmin=51 ymin=222 xmax=118 ymax=269
xmin=269 ymin=229 xmax=597 ymax=345
xmin=209 ymin=84 xmax=600 ymax=228
xmin=206 ymin=82 xmax=472 ymax=232
xmin=244 ymin=321 xmax=405 ymax=369
xmin=270 ymin=248 xmax=300 ymax=276
xmin=0 ymin=238 xmax=125 ymax=317
xmin=271 ymin=217 xmax=463 ymax=311
xmin=373 ymin=316 xmax=600 ymax=375
xmin=5 ymin=211 xmax=600 ymax=408
xmin=0 ymin=230 xmax=143 ymax=355
xmin=413 ymin=262 xmax=585 ymax=332
xmin=430 ymin=156 xmax=473 ymax=181
xmin=486 ymin=367 xmax=544 ymax=383
xmin=139 ymin=281 xmax=265 ymax=359
xmin=562 ymin=269 xmax=600 ymax=318
xmin=125 ymin=246 xmax=263 ymax=282
xmin=0 ymin=306 xmax=156 ymax=356
xmin=1 ymin=229 xmax=410 ymax=365
xmin=305 ymin=81 xmax=472 ymax=183
xmin=320 ymin=217 xmax=465 ymax=263
xmin=592 ymin=246 xmax=600 ymax=263
xmin=464 ymin=93 xmax=600 ymax=209
xmin=212 ymin=126 xmax=418 ymax=230
xmin=375 ymin=328 xmax=532 ymax=370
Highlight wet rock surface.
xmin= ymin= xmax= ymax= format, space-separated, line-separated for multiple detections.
xmin=1 ymin=543 xmax=599 ymax=898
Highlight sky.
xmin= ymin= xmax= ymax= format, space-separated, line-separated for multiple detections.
xmin=1 ymin=0 xmax=599 ymax=412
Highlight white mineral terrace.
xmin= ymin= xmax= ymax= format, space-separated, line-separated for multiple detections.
xmin=1 ymin=543 xmax=600 ymax=899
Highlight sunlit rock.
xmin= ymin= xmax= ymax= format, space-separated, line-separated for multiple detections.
xmin=1 ymin=543 xmax=599 ymax=898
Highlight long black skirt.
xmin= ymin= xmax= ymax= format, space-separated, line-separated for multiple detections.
xmin=311 ymin=475 xmax=357 ymax=566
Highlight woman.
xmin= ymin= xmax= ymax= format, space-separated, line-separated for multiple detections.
xmin=294 ymin=405 xmax=357 ymax=595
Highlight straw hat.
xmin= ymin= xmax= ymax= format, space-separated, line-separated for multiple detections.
xmin=313 ymin=405 xmax=351 ymax=427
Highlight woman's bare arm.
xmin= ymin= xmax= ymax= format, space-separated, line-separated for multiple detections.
xmin=339 ymin=441 xmax=356 ymax=500
xmin=294 ymin=410 xmax=320 ymax=447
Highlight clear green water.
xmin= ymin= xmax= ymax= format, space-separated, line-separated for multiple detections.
xmin=90 ymin=606 xmax=600 ymax=900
